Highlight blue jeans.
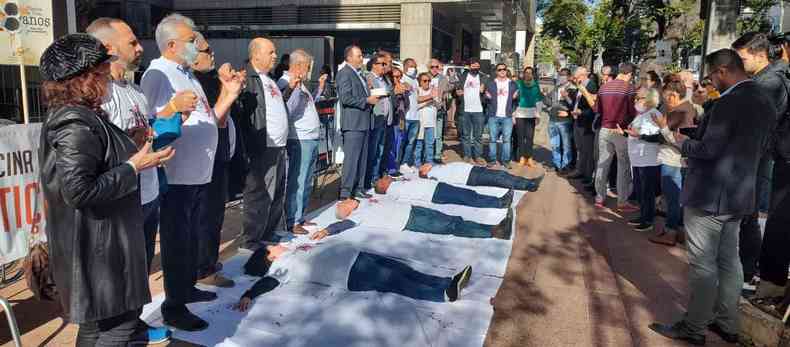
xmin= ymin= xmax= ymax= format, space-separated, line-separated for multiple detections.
xmin=461 ymin=112 xmax=486 ymax=160
xmin=488 ymin=117 xmax=513 ymax=163
xmin=434 ymin=110 xmax=445 ymax=160
xmin=286 ymin=139 xmax=319 ymax=228
xmin=431 ymin=182 xmax=506 ymax=208
xmin=347 ymin=252 xmax=451 ymax=302
xmin=401 ymin=120 xmax=420 ymax=166
xmin=468 ymin=166 xmax=539 ymax=191
xmin=634 ymin=166 xmax=660 ymax=224
xmin=142 ymin=197 xmax=160 ymax=273
xmin=366 ymin=127 xmax=387 ymax=188
xmin=385 ymin=124 xmax=403 ymax=174
xmin=405 ymin=206 xmax=494 ymax=238
xmin=414 ymin=127 xmax=435 ymax=166
xmin=661 ymin=165 xmax=684 ymax=229
xmin=548 ymin=121 xmax=573 ymax=170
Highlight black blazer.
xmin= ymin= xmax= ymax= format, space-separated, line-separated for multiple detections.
xmin=232 ymin=64 xmax=273 ymax=161
xmin=680 ymin=80 xmax=775 ymax=216
xmin=336 ymin=64 xmax=373 ymax=131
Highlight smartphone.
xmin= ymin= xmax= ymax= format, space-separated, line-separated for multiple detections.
xmin=679 ymin=127 xmax=696 ymax=137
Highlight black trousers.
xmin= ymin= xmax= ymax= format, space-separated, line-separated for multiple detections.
xmin=76 ymin=309 xmax=141 ymax=347
xmin=141 ymin=197 xmax=159 ymax=273
xmin=514 ymin=118 xmax=536 ymax=159
xmin=467 ymin=166 xmax=537 ymax=191
xmin=758 ymin=159 xmax=790 ymax=286
xmin=159 ymin=184 xmax=208 ymax=309
xmin=340 ymin=130 xmax=369 ymax=199
xmin=241 ymin=147 xmax=286 ymax=249
xmin=197 ymin=160 xmax=228 ymax=279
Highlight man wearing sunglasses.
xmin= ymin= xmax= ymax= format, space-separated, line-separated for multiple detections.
xmin=484 ymin=63 xmax=519 ymax=169
xmin=429 ymin=58 xmax=451 ymax=163
xmin=365 ymin=53 xmax=395 ymax=190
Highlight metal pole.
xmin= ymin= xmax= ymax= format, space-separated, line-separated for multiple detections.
xmin=0 ymin=297 xmax=22 ymax=347
xmin=19 ymin=63 xmax=29 ymax=124
xmin=66 ymin=0 xmax=77 ymax=33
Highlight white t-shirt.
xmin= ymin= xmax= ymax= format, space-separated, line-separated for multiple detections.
xmin=386 ymin=179 xmax=437 ymax=202
xmin=418 ymin=88 xmax=437 ymax=128
xmin=266 ymin=242 xmax=359 ymax=289
xmin=101 ymin=80 xmax=159 ymax=205
xmin=426 ymin=162 xmax=474 ymax=185
xmin=402 ymin=75 xmax=420 ymax=121
xmin=279 ymin=72 xmax=321 ymax=140
xmin=495 ymin=79 xmax=509 ymax=117
xmin=347 ymin=199 xmax=412 ymax=231
xmin=141 ymin=57 xmax=217 ymax=186
xmin=627 ymin=108 xmax=662 ymax=167
xmin=463 ymin=74 xmax=484 ymax=113
xmin=258 ymin=73 xmax=289 ymax=147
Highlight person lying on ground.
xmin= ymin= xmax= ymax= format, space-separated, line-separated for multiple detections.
xmin=305 ymin=198 xmax=513 ymax=241
xmin=374 ymin=175 xmax=514 ymax=209
xmin=234 ymin=242 xmax=473 ymax=312
xmin=418 ymin=162 xmax=543 ymax=192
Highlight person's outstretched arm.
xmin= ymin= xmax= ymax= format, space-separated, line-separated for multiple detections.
xmin=234 ymin=276 xmax=281 ymax=312
xmin=310 ymin=220 xmax=358 ymax=240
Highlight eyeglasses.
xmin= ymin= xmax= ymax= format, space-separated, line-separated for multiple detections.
xmin=497 ymin=68 xmax=507 ymax=72
xmin=431 ymin=65 xmax=440 ymax=69
xmin=419 ymin=79 xmax=430 ymax=82
xmin=376 ymin=62 xmax=387 ymax=66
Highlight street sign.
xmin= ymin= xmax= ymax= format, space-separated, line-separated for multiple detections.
xmin=0 ymin=0 xmax=53 ymax=66
xmin=655 ymin=40 xmax=672 ymax=65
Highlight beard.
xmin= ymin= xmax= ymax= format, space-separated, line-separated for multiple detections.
xmin=125 ymin=55 xmax=142 ymax=71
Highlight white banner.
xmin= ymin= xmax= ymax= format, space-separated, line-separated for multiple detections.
xmin=0 ymin=123 xmax=46 ymax=264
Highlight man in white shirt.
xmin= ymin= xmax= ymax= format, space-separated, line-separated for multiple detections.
xmin=484 ymin=63 xmax=519 ymax=168
xmin=277 ymin=49 xmax=325 ymax=234
xmin=235 ymin=37 xmax=291 ymax=251
xmin=140 ymin=13 xmax=241 ymax=332
xmin=374 ymin=175 xmax=513 ymax=208
xmin=455 ymin=58 xmax=489 ymax=164
xmin=400 ymin=58 xmax=421 ymax=170
xmin=236 ymin=241 xmax=473 ymax=310
xmin=87 ymin=17 xmax=172 ymax=344
xmin=419 ymin=162 xmax=543 ymax=192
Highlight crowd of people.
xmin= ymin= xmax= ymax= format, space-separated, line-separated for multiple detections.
xmin=26 ymin=9 xmax=790 ymax=346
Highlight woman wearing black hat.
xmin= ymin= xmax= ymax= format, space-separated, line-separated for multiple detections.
xmin=38 ymin=34 xmax=175 ymax=345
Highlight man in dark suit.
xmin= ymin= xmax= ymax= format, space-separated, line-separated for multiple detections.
xmin=567 ymin=66 xmax=598 ymax=183
xmin=336 ymin=45 xmax=381 ymax=199
xmin=650 ymin=49 xmax=775 ymax=346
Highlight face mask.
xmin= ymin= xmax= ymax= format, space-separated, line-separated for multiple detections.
xmin=181 ymin=42 xmax=199 ymax=66
xmin=407 ymin=67 xmax=417 ymax=77
xmin=470 ymin=69 xmax=479 ymax=76
xmin=635 ymin=103 xmax=646 ymax=114
xmin=558 ymin=76 xmax=568 ymax=85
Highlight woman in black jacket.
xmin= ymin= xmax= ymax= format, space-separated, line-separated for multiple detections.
xmin=38 ymin=34 xmax=174 ymax=346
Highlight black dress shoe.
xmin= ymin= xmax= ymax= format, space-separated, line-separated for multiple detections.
xmin=186 ymin=288 xmax=217 ymax=304
xmin=649 ymin=321 xmax=706 ymax=346
xmin=353 ymin=192 xmax=373 ymax=199
xmin=163 ymin=309 xmax=209 ymax=332
xmin=708 ymin=322 xmax=739 ymax=343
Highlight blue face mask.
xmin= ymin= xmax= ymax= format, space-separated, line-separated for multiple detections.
xmin=181 ymin=42 xmax=199 ymax=66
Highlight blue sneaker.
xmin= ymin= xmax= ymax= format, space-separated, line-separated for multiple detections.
xmin=146 ymin=326 xmax=171 ymax=345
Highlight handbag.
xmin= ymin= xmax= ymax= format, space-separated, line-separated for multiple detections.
xmin=23 ymin=243 xmax=58 ymax=301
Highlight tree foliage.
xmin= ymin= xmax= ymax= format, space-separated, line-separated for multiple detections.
xmin=738 ymin=0 xmax=779 ymax=34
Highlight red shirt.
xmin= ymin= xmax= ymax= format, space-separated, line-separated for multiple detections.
xmin=594 ymin=79 xmax=637 ymax=129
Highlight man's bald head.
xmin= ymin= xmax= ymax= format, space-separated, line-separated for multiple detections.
xmin=249 ymin=37 xmax=277 ymax=73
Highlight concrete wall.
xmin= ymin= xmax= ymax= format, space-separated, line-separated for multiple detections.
xmin=400 ymin=2 xmax=433 ymax=71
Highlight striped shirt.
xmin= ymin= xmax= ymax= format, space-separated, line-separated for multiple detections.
xmin=594 ymin=79 xmax=637 ymax=129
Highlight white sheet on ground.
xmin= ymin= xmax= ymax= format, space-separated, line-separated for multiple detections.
xmin=141 ymin=174 xmax=527 ymax=347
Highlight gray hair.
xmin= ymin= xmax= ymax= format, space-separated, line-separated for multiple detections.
xmin=155 ymin=13 xmax=195 ymax=53
xmin=289 ymin=49 xmax=313 ymax=66
xmin=86 ymin=17 xmax=125 ymax=44
xmin=573 ymin=66 xmax=588 ymax=76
